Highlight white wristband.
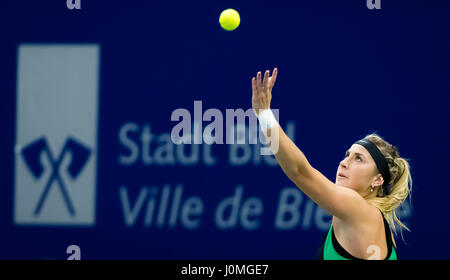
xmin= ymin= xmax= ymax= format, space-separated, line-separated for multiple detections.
xmin=256 ymin=109 xmax=278 ymax=132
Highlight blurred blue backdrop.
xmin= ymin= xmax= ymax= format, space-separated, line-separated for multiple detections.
xmin=1 ymin=0 xmax=449 ymax=259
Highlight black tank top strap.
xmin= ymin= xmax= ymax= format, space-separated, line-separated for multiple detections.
xmin=381 ymin=212 xmax=396 ymax=259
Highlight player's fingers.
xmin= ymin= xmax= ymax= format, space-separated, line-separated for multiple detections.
xmin=256 ymin=71 xmax=262 ymax=92
xmin=270 ymin=68 xmax=278 ymax=88
xmin=262 ymin=70 xmax=270 ymax=91
xmin=251 ymin=77 xmax=257 ymax=94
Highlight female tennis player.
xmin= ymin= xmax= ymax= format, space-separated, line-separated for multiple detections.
xmin=251 ymin=68 xmax=412 ymax=260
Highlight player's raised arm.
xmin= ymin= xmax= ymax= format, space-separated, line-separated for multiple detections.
xmin=251 ymin=69 xmax=369 ymax=222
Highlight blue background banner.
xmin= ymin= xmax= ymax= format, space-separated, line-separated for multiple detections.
xmin=1 ymin=0 xmax=449 ymax=259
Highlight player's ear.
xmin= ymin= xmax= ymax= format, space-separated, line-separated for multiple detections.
xmin=371 ymin=173 xmax=384 ymax=187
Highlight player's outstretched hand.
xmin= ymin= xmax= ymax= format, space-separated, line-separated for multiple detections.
xmin=251 ymin=68 xmax=278 ymax=115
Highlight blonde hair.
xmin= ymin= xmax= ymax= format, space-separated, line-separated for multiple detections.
xmin=362 ymin=133 xmax=413 ymax=240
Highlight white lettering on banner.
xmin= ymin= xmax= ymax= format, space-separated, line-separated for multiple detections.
xmin=214 ymin=185 xmax=263 ymax=230
xmin=228 ymin=121 xmax=295 ymax=166
xmin=119 ymin=184 xmax=204 ymax=229
xmin=117 ymin=121 xmax=295 ymax=167
xmin=275 ymin=187 xmax=332 ymax=231
xmin=118 ymin=123 xmax=217 ymax=166
xmin=118 ymin=185 xmax=412 ymax=232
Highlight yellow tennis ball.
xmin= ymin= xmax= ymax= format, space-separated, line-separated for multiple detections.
xmin=219 ymin=9 xmax=240 ymax=31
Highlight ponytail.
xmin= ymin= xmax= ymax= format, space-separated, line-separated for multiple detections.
xmin=363 ymin=134 xmax=413 ymax=241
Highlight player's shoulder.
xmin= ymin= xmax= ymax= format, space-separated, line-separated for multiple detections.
xmin=335 ymin=187 xmax=376 ymax=223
